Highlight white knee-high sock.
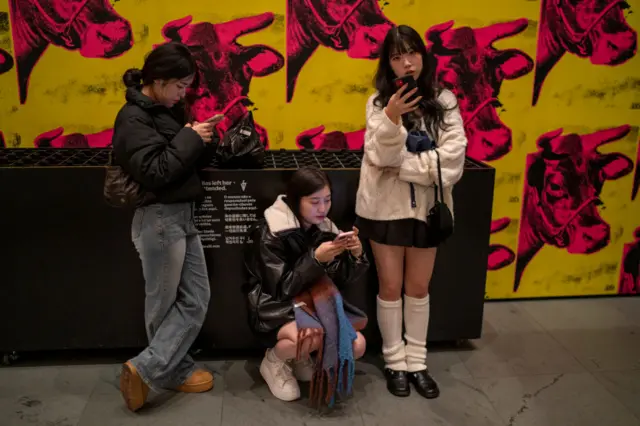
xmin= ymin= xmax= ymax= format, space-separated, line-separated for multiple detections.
xmin=404 ymin=294 xmax=430 ymax=373
xmin=377 ymin=296 xmax=408 ymax=371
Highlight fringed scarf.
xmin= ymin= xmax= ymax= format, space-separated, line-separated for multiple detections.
xmin=293 ymin=274 xmax=367 ymax=408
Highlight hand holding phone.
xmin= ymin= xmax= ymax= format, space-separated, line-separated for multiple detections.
xmin=333 ymin=231 xmax=355 ymax=244
xmin=315 ymin=240 xmax=346 ymax=263
xmin=189 ymin=121 xmax=215 ymax=143
xmin=339 ymin=227 xmax=363 ymax=258
xmin=386 ymin=75 xmax=422 ymax=123
xmin=393 ymin=75 xmax=418 ymax=100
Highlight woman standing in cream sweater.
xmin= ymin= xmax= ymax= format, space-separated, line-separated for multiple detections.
xmin=355 ymin=25 xmax=467 ymax=399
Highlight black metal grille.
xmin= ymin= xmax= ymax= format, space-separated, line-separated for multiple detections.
xmin=261 ymin=150 xmax=363 ymax=169
xmin=0 ymin=149 xmax=111 ymax=168
xmin=0 ymin=148 xmax=364 ymax=169
xmin=0 ymin=148 xmax=484 ymax=169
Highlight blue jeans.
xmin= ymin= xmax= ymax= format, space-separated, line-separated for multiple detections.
xmin=129 ymin=202 xmax=210 ymax=392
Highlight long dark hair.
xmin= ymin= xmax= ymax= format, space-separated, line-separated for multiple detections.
xmin=122 ymin=41 xmax=198 ymax=89
xmin=373 ymin=25 xmax=451 ymax=138
xmin=285 ymin=167 xmax=332 ymax=222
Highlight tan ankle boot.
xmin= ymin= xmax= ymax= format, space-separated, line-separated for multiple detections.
xmin=175 ymin=369 xmax=214 ymax=393
xmin=120 ymin=361 xmax=149 ymax=412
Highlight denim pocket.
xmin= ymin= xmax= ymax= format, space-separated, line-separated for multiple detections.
xmin=131 ymin=208 xmax=146 ymax=241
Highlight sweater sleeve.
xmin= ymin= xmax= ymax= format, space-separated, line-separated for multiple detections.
xmin=397 ymin=149 xmax=433 ymax=186
xmin=363 ymin=94 xmax=408 ymax=168
xmin=398 ymin=90 xmax=468 ymax=187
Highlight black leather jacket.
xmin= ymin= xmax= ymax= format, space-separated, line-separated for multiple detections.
xmin=242 ymin=196 xmax=369 ymax=335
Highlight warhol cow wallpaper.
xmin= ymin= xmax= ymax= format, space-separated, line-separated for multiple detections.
xmin=0 ymin=0 xmax=637 ymax=300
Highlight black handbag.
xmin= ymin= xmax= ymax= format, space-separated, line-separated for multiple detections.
xmin=216 ymin=111 xmax=265 ymax=169
xmin=103 ymin=151 xmax=152 ymax=208
xmin=426 ymin=148 xmax=454 ymax=244
xmin=104 ymin=109 xmax=157 ymax=209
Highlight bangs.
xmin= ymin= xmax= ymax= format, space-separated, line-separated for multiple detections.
xmin=387 ymin=30 xmax=422 ymax=57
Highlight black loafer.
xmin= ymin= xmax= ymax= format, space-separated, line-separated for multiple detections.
xmin=408 ymin=370 xmax=440 ymax=399
xmin=384 ymin=368 xmax=410 ymax=397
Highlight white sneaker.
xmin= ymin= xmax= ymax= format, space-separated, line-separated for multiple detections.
xmin=293 ymin=357 xmax=314 ymax=382
xmin=259 ymin=349 xmax=301 ymax=401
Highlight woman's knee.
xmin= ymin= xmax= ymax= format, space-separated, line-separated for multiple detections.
xmin=404 ymin=287 xmax=429 ymax=299
xmin=277 ymin=321 xmax=298 ymax=341
xmin=404 ymin=278 xmax=430 ymax=298
xmin=276 ymin=323 xmax=323 ymax=358
xmin=299 ymin=334 xmax=322 ymax=354
xmin=379 ymin=284 xmax=403 ymax=301
xmin=353 ymin=332 xmax=366 ymax=359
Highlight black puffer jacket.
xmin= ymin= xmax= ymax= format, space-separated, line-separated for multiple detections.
xmin=243 ymin=195 xmax=369 ymax=336
xmin=111 ymin=87 xmax=217 ymax=205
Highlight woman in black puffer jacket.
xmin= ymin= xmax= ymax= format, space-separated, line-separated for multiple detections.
xmin=111 ymin=41 xmax=224 ymax=412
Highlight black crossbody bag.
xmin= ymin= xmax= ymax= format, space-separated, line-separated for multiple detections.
xmin=426 ymin=148 xmax=454 ymax=244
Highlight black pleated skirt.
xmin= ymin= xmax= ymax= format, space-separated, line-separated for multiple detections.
xmin=355 ymin=215 xmax=438 ymax=249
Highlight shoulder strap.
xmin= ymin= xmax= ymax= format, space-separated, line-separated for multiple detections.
xmin=433 ymin=149 xmax=445 ymax=203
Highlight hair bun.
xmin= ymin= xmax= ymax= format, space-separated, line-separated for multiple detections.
xmin=122 ymin=68 xmax=143 ymax=88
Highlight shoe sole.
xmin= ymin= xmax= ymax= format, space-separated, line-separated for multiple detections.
xmin=120 ymin=363 xmax=145 ymax=412
xmin=175 ymin=379 xmax=214 ymax=393
xmin=414 ymin=387 xmax=440 ymax=399
xmin=387 ymin=386 xmax=411 ymax=397
xmin=259 ymin=361 xmax=300 ymax=402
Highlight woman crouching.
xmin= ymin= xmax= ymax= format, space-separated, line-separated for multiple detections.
xmin=243 ymin=167 xmax=368 ymax=406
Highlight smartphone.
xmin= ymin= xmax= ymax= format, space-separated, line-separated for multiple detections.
xmin=393 ymin=75 xmax=419 ymax=102
xmin=205 ymin=113 xmax=225 ymax=124
xmin=334 ymin=231 xmax=355 ymax=243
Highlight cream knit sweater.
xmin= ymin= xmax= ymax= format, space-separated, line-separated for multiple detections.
xmin=355 ymin=89 xmax=468 ymax=222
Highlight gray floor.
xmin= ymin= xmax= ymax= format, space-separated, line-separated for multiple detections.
xmin=1 ymin=298 xmax=639 ymax=426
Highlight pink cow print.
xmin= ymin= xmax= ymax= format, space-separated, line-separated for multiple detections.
xmin=488 ymin=217 xmax=516 ymax=271
xmin=618 ymin=226 xmax=640 ymax=294
xmin=514 ymin=125 xmax=634 ymax=292
xmin=297 ymin=126 xmax=364 ymax=150
xmin=33 ymin=127 xmax=113 ymax=148
xmin=533 ymin=0 xmax=637 ymax=106
xmin=8 ymin=0 xmax=134 ymax=104
xmin=160 ymin=14 xmax=284 ymax=148
xmin=0 ymin=48 xmax=13 ymax=75
xmin=286 ymin=0 xmax=393 ymax=102
xmin=427 ymin=19 xmax=534 ymax=162
xmin=632 ymin=144 xmax=640 ymax=201
xmin=297 ymin=19 xmax=533 ymax=157
xmin=294 ymin=19 xmax=534 ymax=159
xmin=0 ymin=11 xmax=14 ymax=75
